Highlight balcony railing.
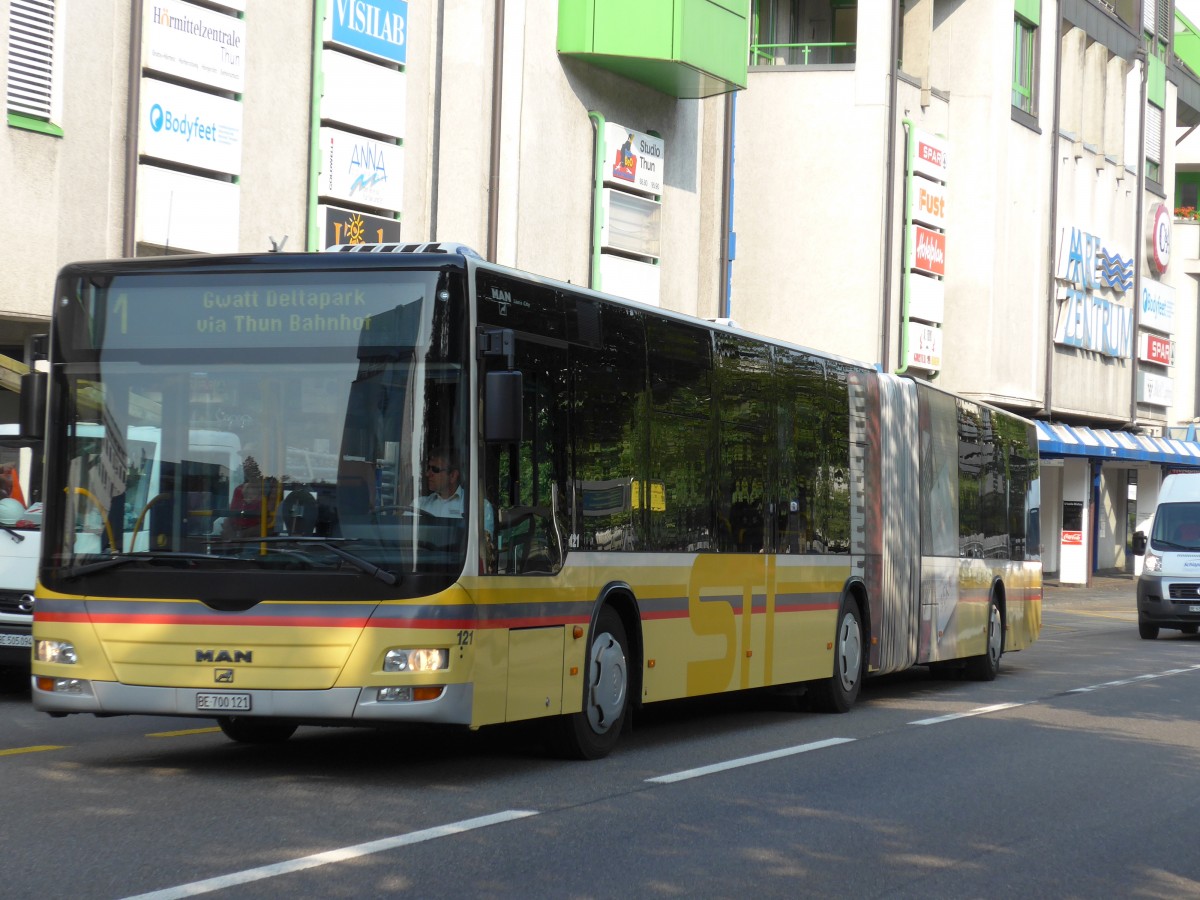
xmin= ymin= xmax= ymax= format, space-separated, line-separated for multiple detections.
xmin=750 ymin=41 xmax=856 ymax=66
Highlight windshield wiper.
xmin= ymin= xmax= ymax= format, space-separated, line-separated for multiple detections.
xmin=62 ymin=551 xmax=249 ymax=579
xmin=218 ymin=536 xmax=399 ymax=585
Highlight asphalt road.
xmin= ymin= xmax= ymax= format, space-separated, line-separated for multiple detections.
xmin=3 ymin=575 xmax=1198 ymax=899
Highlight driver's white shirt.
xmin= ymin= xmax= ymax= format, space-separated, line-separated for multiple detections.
xmin=419 ymin=486 xmax=464 ymax=518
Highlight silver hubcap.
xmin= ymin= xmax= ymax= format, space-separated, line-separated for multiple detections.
xmin=987 ymin=605 xmax=1003 ymax=666
xmin=836 ymin=612 xmax=862 ymax=692
xmin=586 ymin=630 xmax=627 ymax=734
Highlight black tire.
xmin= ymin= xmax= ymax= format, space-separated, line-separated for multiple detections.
xmin=217 ymin=716 xmax=298 ymax=744
xmin=965 ymin=596 xmax=1004 ymax=681
xmin=1180 ymin=624 xmax=1198 ymax=635
xmin=551 ymin=607 xmax=629 ymax=759
xmin=1138 ymin=618 xmax=1160 ymax=640
xmin=809 ymin=595 xmax=864 ymax=713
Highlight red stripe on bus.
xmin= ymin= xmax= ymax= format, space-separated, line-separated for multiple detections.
xmin=38 ymin=612 xmax=370 ymax=628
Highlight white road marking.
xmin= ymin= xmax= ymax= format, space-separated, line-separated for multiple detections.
xmin=1066 ymin=663 xmax=1200 ymax=694
xmin=120 ymin=810 xmax=538 ymax=900
xmin=646 ymin=737 xmax=856 ymax=784
xmin=908 ymin=702 xmax=1025 ymax=726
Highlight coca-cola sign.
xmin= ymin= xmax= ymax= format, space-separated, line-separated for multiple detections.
xmin=911 ymin=225 xmax=946 ymax=277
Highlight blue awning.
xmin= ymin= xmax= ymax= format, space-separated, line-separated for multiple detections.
xmin=1035 ymin=421 xmax=1200 ymax=466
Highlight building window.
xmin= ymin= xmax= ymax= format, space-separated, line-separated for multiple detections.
xmin=1012 ymin=15 xmax=1037 ymax=115
xmin=7 ymin=0 xmax=64 ymax=136
xmin=751 ymin=0 xmax=857 ymax=67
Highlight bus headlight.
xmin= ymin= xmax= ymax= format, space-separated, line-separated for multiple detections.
xmin=35 ymin=640 xmax=78 ymax=665
xmin=1143 ymin=550 xmax=1162 ymax=573
xmin=383 ymin=648 xmax=448 ymax=672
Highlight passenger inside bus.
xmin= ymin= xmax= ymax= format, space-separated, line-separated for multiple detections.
xmin=220 ymin=477 xmax=281 ymax=539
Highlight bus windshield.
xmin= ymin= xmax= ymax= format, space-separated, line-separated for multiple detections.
xmin=42 ymin=265 xmax=471 ymax=598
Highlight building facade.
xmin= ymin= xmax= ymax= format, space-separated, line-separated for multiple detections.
xmin=5 ymin=0 xmax=1200 ymax=583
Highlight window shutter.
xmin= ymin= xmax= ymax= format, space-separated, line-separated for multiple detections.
xmin=7 ymin=0 xmax=57 ymax=119
xmin=1146 ymin=103 xmax=1163 ymax=163
xmin=1143 ymin=0 xmax=1155 ymax=34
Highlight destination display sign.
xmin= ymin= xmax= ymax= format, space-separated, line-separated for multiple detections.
xmin=78 ymin=272 xmax=444 ymax=351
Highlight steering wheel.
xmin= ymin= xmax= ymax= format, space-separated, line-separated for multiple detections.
xmin=374 ymin=504 xmax=435 ymax=520
xmin=279 ymin=490 xmax=319 ymax=535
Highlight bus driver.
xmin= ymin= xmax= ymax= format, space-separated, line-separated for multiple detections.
xmin=418 ymin=449 xmax=463 ymax=518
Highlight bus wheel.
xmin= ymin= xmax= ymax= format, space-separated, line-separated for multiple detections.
xmin=217 ymin=717 xmax=297 ymax=744
xmin=809 ymin=596 xmax=863 ymax=713
xmin=965 ymin=597 xmax=1004 ymax=681
xmin=552 ymin=607 xmax=629 ymax=760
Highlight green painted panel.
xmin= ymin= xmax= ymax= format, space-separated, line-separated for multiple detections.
xmin=557 ymin=0 xmax=748 ymax=97
xmin=556 ymin=0 xmax=594 ymax=52
xmin=1014 ymin=0 xmax=1040 ymax=27
xmin=680 ymin=0 xmax=747 ymax=82
xmin=593 ymin=0 xmax=675 ymax=58
xmin=1149 ymin=49 xmax=1165 ymax=108
xmin=1179 ymin=33 xmax=1200 ymax=78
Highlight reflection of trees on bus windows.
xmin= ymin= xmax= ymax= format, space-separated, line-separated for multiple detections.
xmin=570 ymin=303 xmax=648 ymax=552
xmin=647 ymin=317 xmax=713 ymax=552
xmin=715 ymin=333 xmax=769 ymax=552
xmin=775 ymin=348 xmax=824 ymax=554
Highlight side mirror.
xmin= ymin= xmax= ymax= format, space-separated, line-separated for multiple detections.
xmin=1132 ymin=531 xmax=1146 ymax=556
xmin=484 ymin=370 xmax=523 ymax=443
xmin=19 ymin=371 xmax=46 ymax=440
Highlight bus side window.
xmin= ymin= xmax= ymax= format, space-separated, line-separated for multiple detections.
xmin=489 ymin=340 xmax=568 ymax=575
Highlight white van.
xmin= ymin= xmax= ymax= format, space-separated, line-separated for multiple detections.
xmin=0 ymin=423 xmax=244 ymax=669
xmin=0 ymin=425 xmax=39 ymax=669
xmin=1132 ymin=472 xmax=1200 ymax=639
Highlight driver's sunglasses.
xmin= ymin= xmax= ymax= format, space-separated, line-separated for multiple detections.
xmin=425 ymin=464 xmax=447 ymax=474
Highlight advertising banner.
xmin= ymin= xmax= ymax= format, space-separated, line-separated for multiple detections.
xmin=136 ymin=164 xmax=239 ymax=253
xmin=319 ymin=205 xmax=400 ymax=248
xmin=142 ymin=0 xmax=246 ymax=93
xmin=318 ymin=127 xmax=404 ymax=213
xmin=1138 ymin=331 xmax=1174 ymax=367
xmin=1139 ymin=278 xmax=1175 ymax=333
xmin=907 ymin=271 xmax=944 ymax=324
xmin=911 ymin=178 xmax=947 ymax=230
xmin=905 ymin=320 xmax=943 ymax=371
xmin=1137 ymin=370 xmax=1174 ymax=407
xmin=325 ymin=0 xmax=408 ymax=65
xmin=139 ymin=78 xmax=243 ymax=175
xmin=910 ymin=127 xmax=948 ymax=182
xmin=321 ymin=49 xmax=406 ymax=139
xmin=909 ymin=224 xmax=946 ymax=276
xmin=603 ymin=123 xmax=665 ymax=195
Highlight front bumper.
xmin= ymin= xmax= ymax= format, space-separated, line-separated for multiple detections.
xmin=1136 ymin=574 xmax=1200 ymax=627
xmin=31 ymin=679 xmax=475 ymax=725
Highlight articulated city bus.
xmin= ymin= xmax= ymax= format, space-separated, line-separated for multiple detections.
xmin=27 ymin=243 xmax=1041 ymax=758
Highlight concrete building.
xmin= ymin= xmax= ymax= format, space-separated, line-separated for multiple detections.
xmin=5 ymin=0 xmax=1200 ymax=583
xmin=734 ymin=0 xmax=1200 ymax=582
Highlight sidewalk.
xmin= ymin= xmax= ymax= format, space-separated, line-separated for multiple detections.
xmin=1042 ymin=573 xmax=1136 ymax=613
